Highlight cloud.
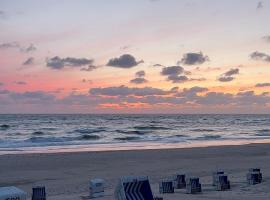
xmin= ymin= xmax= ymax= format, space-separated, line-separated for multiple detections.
xmin=218 ymin=76 xmax=234 ymax=82
xmin=90 ymin=85 xmax=170 ymax=96
xmin=262 ymin=36 xmax=270 ymax=43
xmin=14 ymin=81 xmax=27 ymax=85
xmin=255 ymin=83 xmax=270 ymax=87
xmin=20 ymin=44 xmax=37 ymax=53
xmin=179 ymin=52 xmax=209 ymax=65
xmin=0 ymin=11 xmax=7 ymax=19
xmin=23 ymin=57 xmax=34 ymax=65
xmin=178 ymin=86 xmax=208 ymax=98
xmin=106 ymin=54 xmax=143 ymax=68
xmin=257 ymin=1 xmax=263 ymax=9
xmin=218 ymin=68 xmax=239 ymax=82
xmin=223 ymin=68 xmax=239 ymax=76
xmin=46 ymin=56 xmax=94 ymax=69
xmin=80 ymin=65 xmax=97 ymax=71
xmin=130 ymin=70 xmax=148 ymax=84
xmin=0 ymin=42 xmax=20 ymax=49
xmin=153 ymin=64 xmax=164 ymax=67
xmin=0 ymin=42 xmax=36 ymax=53
xmin=9 ymin=91 xmax=55 ymax=103
xmin=250 ymin=51 xmax=270 ymax=62
xmin=135 ymin=70 xmax=145 ymax=77
xmin=167 ymin=75 xmax=189 ymax=83
xmin=161 ymin=66 xmax=184 ymax=76
xmin=0 ymin=82 xmax=4 ymax=86
xmin=160 ymin=66 xmax=190 ymax=83
xmin=130 ymin=78 xmax=148 ymax=84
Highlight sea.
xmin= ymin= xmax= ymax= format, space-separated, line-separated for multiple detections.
xmin=1 ymin=114 xmax=270 ymax=154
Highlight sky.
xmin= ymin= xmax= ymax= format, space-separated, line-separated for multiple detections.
xmin=0 ymin=0 xmax=270 ymax=114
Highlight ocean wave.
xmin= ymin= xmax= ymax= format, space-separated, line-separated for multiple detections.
xmin=190 ymin=128 xmax=215 ymax=132
xmin=116 ymin=130 xmax=149 ymax=135
xmin=0 ymin=124 xmax=10 ymax=130
xmin=26 ymin=137 xmax=65 ymax=143
xmin=74 ymin=127 xmax=105 ymax=134
xmin=133 ymin=125 xmax=171 ymax=130
xmin=195 ymin=134 xmax=222 ymax=140
xmin=114 ymin=136 xmax=140 ymax=141
xmin=78 ymin=134 xmax=100 ymax=140
xmin=32 ymin=131 xmax=45 ymax=135
xmin=255 ymin=129 xmax=270 ymax=136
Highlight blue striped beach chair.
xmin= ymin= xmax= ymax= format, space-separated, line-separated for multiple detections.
xmin=173 ymin=174 xmax=186 ymax=189
xmin=186 ymin=177 xmax=202 ymax=194
xmin=247 ymin=168 xmax=262 ymax=185
xmin=114 ymin=176 xmax=154 ymax=200
xmin=212 ymin=171 xmax=224 ymax=186
xmin=215 ymin=174 xmax=230 ymax=191
xmin=159 ymin=180 xmax=174 ymax=194
xmin=32 ymin=186 xmax=46 ymax=200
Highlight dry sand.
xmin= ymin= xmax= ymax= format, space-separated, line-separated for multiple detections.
xmin=1 ymin=143 xmax=270 ymax=199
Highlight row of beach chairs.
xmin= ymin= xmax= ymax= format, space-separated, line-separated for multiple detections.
xmin=0 ymin=168 xmax=263 ymax=200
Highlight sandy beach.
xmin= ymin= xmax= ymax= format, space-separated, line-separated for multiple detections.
xmin=1 ymin=143 xmax=270 ymax=200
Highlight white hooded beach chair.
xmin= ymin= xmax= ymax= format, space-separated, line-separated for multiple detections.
xmin=114 ymin=176 xmax=154 ymax=200
xmin=247 ymin=168 xmax=262 ymax=185
xmin=186 ymin=177 xmax=202 ymax=194
xmin=89 ymin=179 xmax=105 ymax=198
xmin=0 ymin=186 xmax=27 ymax=200
xmin=159 ymin=180 xmax=174 ymax=194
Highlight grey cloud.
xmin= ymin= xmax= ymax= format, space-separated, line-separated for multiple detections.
xmin=80 ymin=65 xmax=97 ymax=72
xmin=135 ymin=70 xmax=145 ymax=77
xmin=15 ymin=81 xmax=27 ymax=85
xmin=9 ymin=91 xmax=55 ymax=104
xmin=153 ymin=64 xmax=164 ymax=67
xmin=0 ymin=90 xmax=9 ymax=94
xmin=23 ymin=57 xmax=34 ymax=65
xmin=0 ymin=82 xmax=4 ymax=86
xmin=46 ymin=56 xmax=94 ymax=69
xmin=257 ymin=1 xmax=263 ymax=9
xmin=179 ymin=52 xmax=209 ymax=65
xmin=106 ymin=54 xmax=143 ymax=68
xmin=20 ymin=44 xmax=36 ymax=53
xmin=223 ymin=68 xmax=239 ymax=76
xmin=0 ymin=42 xmax=19 ymax=49
xmin=178 ymin=86 xmax=208 ymax=98
xmin=130 ymin=78 xmax=148 ymax=84
xmin=0 ymin=42 xmax=36 ymax=53
xmin=250 ymin=51 xmax=270 ymax=62
xmin=218 ymin=68 xmax=239 ymax=82
xmin=161 ymin=66 xmax=184 ymax=76
xmin=262 ymin=36 xmax=270 ymax=43
xmin=218 ymin=76 xmax=234 ymax=82
xmin=90 ymin=85 xmax=170 ymax=96
xmin=255 ymin=83 xmax=270 ymax=87
xmin=168 ymin=75 xmax=189 ymax=83
xmin=161 ymin=66 xmax=189 ymax=83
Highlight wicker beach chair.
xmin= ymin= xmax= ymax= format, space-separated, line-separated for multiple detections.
xmin=115 ymin=176 xmax=154 ymax=200
xmin=159 ymin=180 xmax=174 ymax=194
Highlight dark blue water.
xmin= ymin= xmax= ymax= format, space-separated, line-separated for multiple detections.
xmin=0 ymin=114 xmax=270 ymax=150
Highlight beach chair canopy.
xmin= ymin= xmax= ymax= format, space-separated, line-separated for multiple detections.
xmin=0 ymin=186 xmax=27 ymax=200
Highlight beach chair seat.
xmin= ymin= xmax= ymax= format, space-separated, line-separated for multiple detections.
xmin=32 ymin=186 xmax=46 ymax=200
xmin=159 ymin=180 xmax=174 ymax=194
xmin=173 ymin=174 xmax=186 ymax=189
xmin=115 ymin=176 xmax=154 ymax=200
xmin=186 ymin=177 xmax=202 ymax=194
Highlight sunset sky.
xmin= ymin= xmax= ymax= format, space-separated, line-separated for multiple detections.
xmin=0 ymin=0 xmax=270 ymax=113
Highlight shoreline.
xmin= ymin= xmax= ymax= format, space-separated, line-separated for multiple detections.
xmin=1 ymin=138 xmax=270 ymax=155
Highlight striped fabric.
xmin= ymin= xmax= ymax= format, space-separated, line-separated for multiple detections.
xmin=32 ymin=187 xmax=46 ymax=200
xmin=159 ymin=181 xmax=174 ymax=194
xmin=122 ymin=180 xmax=153 ymax=200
